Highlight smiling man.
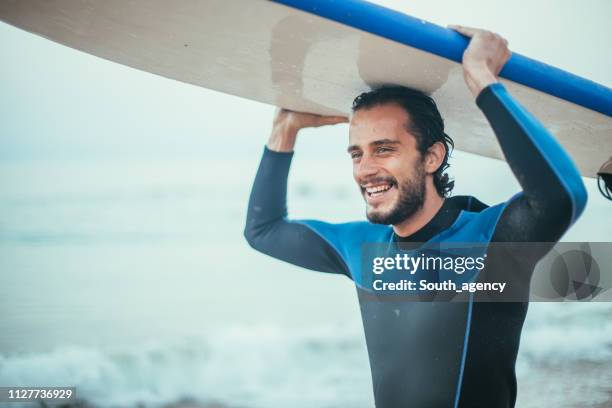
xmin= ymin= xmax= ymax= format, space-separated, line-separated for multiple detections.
xmin=244 ymin=26 xmax=587 ymax=408
xmin=347 ymin=87 xmax=449 ymax=233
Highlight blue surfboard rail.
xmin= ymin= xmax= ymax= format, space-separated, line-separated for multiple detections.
xmin=273 ymin=0 xmax=612 ymax=117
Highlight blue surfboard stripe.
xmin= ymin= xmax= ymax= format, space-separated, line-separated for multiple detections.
xmin=273 ymin=0 xmax=612 ymax=116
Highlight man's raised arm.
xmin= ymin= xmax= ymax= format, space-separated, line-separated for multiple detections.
xmin=243 ymin=109 xmax=353 ymax=276
xmin=451 ymin=25 xmax=588 ymax=244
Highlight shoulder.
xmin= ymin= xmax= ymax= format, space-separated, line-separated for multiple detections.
xmin=440 ymin=194 xmax=519 ymax=242
xmin=295 ymin=219 xmax=393 ymax=278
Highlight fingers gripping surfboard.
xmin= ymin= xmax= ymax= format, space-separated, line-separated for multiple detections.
xmin=0 ymin=0 xmax=610 ymax=177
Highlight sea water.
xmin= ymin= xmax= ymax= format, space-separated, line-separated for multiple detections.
xmin=1 ymin=153 xmax=610 ymax=408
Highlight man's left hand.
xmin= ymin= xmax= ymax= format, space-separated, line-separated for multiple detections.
xmin=449 ymin=25 xmax=512 ymax=98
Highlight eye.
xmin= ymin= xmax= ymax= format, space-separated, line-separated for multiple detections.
xmin=350 ymin=152 xmax=362 ymax=160
xmin=376 ymin=146 xmax=393 ymax=154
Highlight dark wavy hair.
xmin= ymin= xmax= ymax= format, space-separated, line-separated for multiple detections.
xmin=352 ymin=86 xmax=455 ymax=197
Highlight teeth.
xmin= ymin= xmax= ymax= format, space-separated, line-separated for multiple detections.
xmin=365 ymin=184 xmax=392 ymax=194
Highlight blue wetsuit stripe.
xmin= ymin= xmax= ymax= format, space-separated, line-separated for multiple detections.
xmin=477 ymin=84 xmax=587 ymax=246
xmin=481 ymin=84 xmax=587 ymax=224
xmin=295 ymin=220 xmax=351 ymax=276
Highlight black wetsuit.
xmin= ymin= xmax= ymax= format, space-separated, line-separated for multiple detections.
xmin=244 ymin=83 xmax=587 ymax=407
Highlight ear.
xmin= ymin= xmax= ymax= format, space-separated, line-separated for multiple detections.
xmin=424 ymin=142 xmax=446 ymax=174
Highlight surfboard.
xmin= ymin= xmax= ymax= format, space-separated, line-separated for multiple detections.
xmin=1 ymin=0 xmax=610 ymax=177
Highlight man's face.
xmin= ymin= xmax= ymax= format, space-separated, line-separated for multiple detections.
xmin=348 ymin=103 xmax=426 ymax=225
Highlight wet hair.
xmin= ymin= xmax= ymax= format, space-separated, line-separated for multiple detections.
xmin=352 ymin=86 xmax=455 ymax=197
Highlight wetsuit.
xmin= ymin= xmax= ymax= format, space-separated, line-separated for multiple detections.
xmin=244 ymin=83 xmax=587 ymax=407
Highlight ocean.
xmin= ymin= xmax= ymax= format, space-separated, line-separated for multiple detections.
xmin=1 ymin=153 xmax=611 ymax=408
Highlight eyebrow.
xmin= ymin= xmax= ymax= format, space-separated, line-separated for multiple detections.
xmin=347 ymin=138 xmax=401 ymax=153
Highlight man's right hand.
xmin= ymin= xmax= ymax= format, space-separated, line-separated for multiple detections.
xmin=267 ymin=108 xmax=348 ymax=152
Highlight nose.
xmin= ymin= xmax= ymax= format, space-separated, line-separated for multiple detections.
xmin=355 ymin=154 xmax=379 ymax=182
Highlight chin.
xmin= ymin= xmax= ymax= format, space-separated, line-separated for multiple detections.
xmin=366 ymin=205 xmax=395 ymax=225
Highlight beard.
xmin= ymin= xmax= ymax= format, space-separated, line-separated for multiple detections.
xmin=366 ymin=162 xmax=426 ymax=225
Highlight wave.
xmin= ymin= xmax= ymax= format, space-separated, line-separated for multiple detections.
xmin=1 ymin=312 xmax=611 ymax=408
xmin=520 ymin=303 xmax=612 ymax=363
xmin=0 ymin=324 xmax=373 ymax=408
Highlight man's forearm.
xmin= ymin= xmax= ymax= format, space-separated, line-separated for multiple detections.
xmin=266 ymin=108 xmax=348 ymax=152
xmin=267 ymin=123 xmax=298 ymax=152
xmin=477 ymin=83 xmax=587 ymax=232
xmin=450 ymin=25 xmax=586 ymax=243
xmin=245 ymin=147 xmax=293 ymax=234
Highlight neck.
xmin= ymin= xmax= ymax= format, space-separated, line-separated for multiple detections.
xmin=392 ymin=186 xmax=445 ymax=238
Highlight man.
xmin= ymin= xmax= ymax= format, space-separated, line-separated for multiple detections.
xmin=244 ymin=26 xmax=587 ymax=407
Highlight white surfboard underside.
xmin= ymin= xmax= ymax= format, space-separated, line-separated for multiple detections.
xmin=0 ymin=0 xmax=609 ymax=177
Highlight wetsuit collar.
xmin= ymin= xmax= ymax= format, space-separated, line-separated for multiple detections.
xmin=394 ymin=196 xmax=486 ymax=243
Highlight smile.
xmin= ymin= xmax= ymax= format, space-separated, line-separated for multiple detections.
xmin=363 ymin=182 xmax=396 ymax=200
